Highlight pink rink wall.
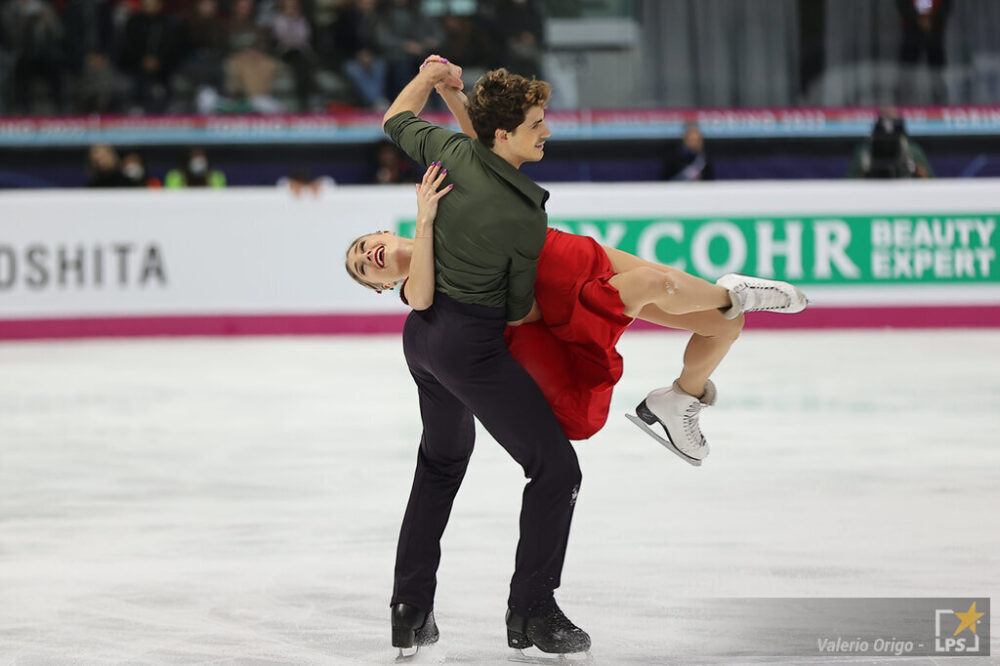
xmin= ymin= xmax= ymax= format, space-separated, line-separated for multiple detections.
xmin=2 ymin=305 xmax=999 ymax=341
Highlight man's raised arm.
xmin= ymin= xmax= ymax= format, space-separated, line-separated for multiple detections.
xmin=381 ymin=58 xmax=463 ymax=131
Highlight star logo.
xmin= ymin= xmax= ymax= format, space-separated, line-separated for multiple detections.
xmin=952 ymin=601 xmax=985 ymax=637
xmin=934 ymin=599 xmax=989 ymax=654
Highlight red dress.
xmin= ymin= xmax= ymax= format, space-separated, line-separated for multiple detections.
xmin=504 ymin=229 xmax=633 ymax=440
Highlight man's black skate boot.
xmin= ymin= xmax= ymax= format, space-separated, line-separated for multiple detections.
xmin=391 ymin=603 xmax=439 ymax=649
xmin=506 ymin=598 xmax=591 ymax=654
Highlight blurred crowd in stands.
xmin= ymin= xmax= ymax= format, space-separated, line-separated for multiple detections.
xmin=86 ymin=142 xmax=228 ymax=186
xmin=0 ymin=0 xmax=544 ymax=115
xmin=82 ymin=108 xmax=933 ymax=190
xmin=3 ymin=0 xmax=952 ymax=187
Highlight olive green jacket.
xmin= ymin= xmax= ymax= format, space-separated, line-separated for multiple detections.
xmin=385 ymin=111 xmax=549 ymax=321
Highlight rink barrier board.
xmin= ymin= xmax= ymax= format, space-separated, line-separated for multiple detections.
xmin=1 ymin=183 xmax=998 ymax=339
xmin=2 ymin=305 xmax=999 ymax=341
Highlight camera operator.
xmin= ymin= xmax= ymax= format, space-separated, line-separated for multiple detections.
xmin=847 ymin=110 xmax=933 ymax=179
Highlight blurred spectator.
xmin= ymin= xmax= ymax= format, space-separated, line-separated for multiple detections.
xmin=496 ymin=0 xmax=543 ymax=80
xmin=1 ymin=0 xmax=65 ymax=114
xmin=180 ymin=0 xmax=229 ymax=113
xmin=373 ymin=139 xmax=418 ymax=184
xmin=267 ymin=0 xmax=317 ymax=111
xmin=121 ymin=151 xmax=162 ymax=187
xmin=165 ymin=148 xmax=227 ymax=187
xmin=664 ymin=122 xmax=715 ymax=182
xmin=335 ymin=0 xmax=387 ymax=110
xmin=121 ymin=0 xmax=185 ymax=113
xmin=329 ymin=0 xmax=369 ymax=63
xmin=62 ymin=0 xmax=120 ymax=114
xmin=896 ymin=0 xmax=953 ymax=105
xmin=86 ymin=144 xmax=131 ymax=187
xmin=225 ymin=0 xmax=282 ymax=113
xmin=278 ymin=167 xmax=334 ymax=195
xmin=375 ymin=0 xmax=442 ymax=99
xmin=439 ymin=10 xmax=498 ymax=87
xmin=847 ymin=110 xmax=933 ymax=179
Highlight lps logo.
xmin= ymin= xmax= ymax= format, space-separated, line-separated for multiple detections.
xmin=935 ymin=601 xmax=985 ymax=653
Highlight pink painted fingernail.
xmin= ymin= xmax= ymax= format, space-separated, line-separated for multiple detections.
xmin=442 ymin=169 xmax=447 ymax=175
xmin=441 ymin=58 xmax=449 ymax=63
xmin=448 ymin=184 xmax=454 ymax=188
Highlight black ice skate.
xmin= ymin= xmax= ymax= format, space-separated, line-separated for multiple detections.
xmin=391 ymin=602 xmax=438 ymax=661
xmin=506 ymin=599 xmax=591 ymax=662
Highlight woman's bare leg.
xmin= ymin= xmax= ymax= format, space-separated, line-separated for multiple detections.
xmin=636 ymin=306 xmax=743 ymax=398
xmin=601 ymin=245 xmax=741 ymax=398
xmin=604 ymin=246 xmax=730 ymax=317
xmin=609 ymin=265 xmax=730 ymax=317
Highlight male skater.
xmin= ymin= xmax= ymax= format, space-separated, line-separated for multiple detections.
xmin=382 ymin=59 xmax=591 ymax=656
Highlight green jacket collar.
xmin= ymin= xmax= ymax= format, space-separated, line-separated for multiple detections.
xmin=472 ymin=140 xmax=549 ymax=210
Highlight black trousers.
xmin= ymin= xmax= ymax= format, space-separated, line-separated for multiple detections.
xmin=392 ymin=293 xmax=581 ymax=616
xmin=899 ymin=26 xmax=948 ymax=104
xmin=900 ymin=27 xmax=946 ymax=69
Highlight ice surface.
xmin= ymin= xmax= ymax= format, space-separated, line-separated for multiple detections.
xmin=1 ymin=330 xmax=998 ymax=665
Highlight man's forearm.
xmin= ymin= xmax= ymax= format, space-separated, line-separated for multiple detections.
xmin=507 ymin=300 xmax=541 ymax=326
xmin=382 ymin=73 xmax=436 ymax=131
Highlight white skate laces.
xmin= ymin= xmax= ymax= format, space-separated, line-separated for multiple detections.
xmin=716 ymin=273 xmax=808 ymax=320
xmin=680 ymin=397 xmax=708 ymax=450
xmin=630 ymin=380 xmax=717 ymax=465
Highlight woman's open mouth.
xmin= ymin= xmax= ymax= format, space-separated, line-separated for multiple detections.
xmin=375 ymin=245 xmax=385 ymax=268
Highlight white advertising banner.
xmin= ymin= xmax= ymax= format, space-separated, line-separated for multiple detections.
xmin=1 ymin=180 xmax=998 ymax=329
xmin=1 ymin=186 xmax=417 ymax=318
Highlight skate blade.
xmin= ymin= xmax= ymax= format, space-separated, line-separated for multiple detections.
xmin=396 ymin=646 xmax=420 ymax=661
xmin=624 ymin=413 xmax=703 ymax=467
xmin=510 ymin=648 xmax=593 ymax=664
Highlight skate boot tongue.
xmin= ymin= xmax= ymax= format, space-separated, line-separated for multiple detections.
xmin=682 ymin=400 xmax=708 ymax=449
xmin=743 ymin=285 xmax=790 ymax=313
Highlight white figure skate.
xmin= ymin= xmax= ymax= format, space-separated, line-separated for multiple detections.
xmin=626 ymin=380 xmax=716 ymax=467
xmin=716 ymin=274 xmax=808 ymax=319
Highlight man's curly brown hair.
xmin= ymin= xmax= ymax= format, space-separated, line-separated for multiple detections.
xmin=467 ymin=69 xmax=552 ymax=148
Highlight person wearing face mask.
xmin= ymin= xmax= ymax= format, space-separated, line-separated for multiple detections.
xmin=85 ymin=144 xmax=130 ymax=188
xmin=121 ymin=152 xmax=162 ymax=188
xmin=165 ymin=148 xmax=227 ymax=188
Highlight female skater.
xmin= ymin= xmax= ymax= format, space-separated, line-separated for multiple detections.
xmin=345 ymin=161 xmax=807 ymax=460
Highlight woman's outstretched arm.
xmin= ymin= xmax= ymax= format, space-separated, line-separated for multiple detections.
xmin=401 ymin=163 xmax=452 ymax=310
xmin=436 ymin=84 xmax=476 ymax=138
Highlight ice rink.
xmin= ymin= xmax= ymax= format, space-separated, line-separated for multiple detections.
xmin=2 ymin=329 xmax=998 ymax=665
